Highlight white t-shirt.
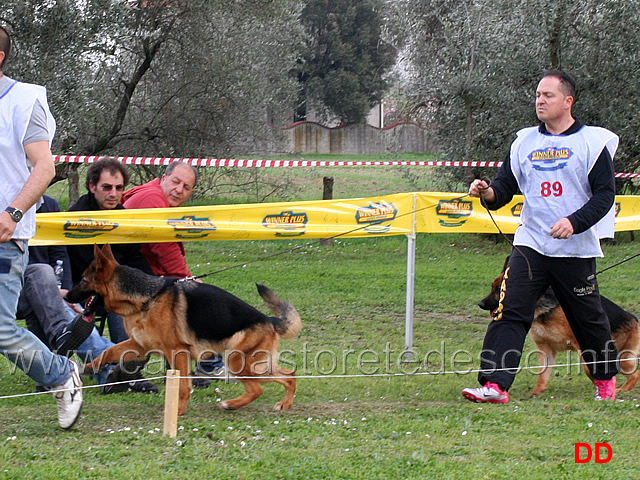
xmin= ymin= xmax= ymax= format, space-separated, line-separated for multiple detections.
xmin=0 ymin=77 xmax=56 ymax=239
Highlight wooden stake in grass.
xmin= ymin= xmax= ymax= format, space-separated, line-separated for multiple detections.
xmin=320 ymin=176 xmax=334 ymax=246
xmin=163 ymin=370 xmax=180 ymax=437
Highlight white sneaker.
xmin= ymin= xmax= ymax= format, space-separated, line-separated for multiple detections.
xmin=462 ymin=382 xmax=509 ymax=404
xmin=51 ymin=361 xmax=83 ymax=430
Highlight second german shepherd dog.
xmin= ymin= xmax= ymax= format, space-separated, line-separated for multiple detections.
xmin=478 ymin=256 xmax=640 ymax=396
xmin=66 ymin=244 xmax=302 ymax=415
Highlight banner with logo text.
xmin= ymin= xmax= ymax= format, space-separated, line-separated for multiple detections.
xmin=30 ymin=192 xmax=640 ymax=246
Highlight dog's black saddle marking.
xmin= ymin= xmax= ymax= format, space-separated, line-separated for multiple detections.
xmin=183 ymin=283 xmax=273 ymax=342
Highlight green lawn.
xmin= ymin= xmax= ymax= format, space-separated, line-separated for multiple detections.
xmin=1 ymin=234 xmax=639 ymax=479
xmin=2 ymin=157 xmax=639 ymax=478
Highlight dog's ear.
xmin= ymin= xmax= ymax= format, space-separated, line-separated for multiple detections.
xmin=502 ymin=255 xmax=510 ymax=272
xmin=93 ymin=244 xmax=103 ymax=263
xmin=94 ymin=243 xmax=118 ymax=270
xmin=101 ymin=243 xmax=116 ymax=260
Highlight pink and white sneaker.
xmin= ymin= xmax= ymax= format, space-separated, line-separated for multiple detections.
xmin=462 ymin=382 xmax=509 ymax=404
xmin=594 ymin=377 xmax=616 ymax=401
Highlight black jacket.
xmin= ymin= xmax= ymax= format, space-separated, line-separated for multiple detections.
xmin=67 ymin=193 xmax=153 ymax=285
xmin=29 ymin=195 xmax=74 ymax=290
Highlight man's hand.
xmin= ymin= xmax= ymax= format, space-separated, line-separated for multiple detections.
xmin=468 ymin=179 xmax=496 ymax=203
xmin=0 ymin=211 xmax=17 ymax=243
xmin=550 ymin=218 xmax=574 ymax=239
xmin=59 ymin=288 xmax=83 ymax=313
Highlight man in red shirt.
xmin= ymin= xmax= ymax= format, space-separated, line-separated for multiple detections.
xmin=123 ymin=161 xmax=228 ymax=385
xmin=122 ymin=161 xmax=196 ymax=277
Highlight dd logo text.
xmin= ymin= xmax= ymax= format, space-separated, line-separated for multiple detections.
xmin=574 ymin=443 xmax=612 ymax=463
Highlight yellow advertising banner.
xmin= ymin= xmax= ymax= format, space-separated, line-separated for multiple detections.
xmin=30 ymin=192 xmax=640 ymax=246
xmin=31 ymin=193 xmax=415 ymax=245
xmin=417 ymin=193 xmax=640 ymax=234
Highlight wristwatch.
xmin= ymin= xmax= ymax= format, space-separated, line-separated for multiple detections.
xmin=5 ymin=206 xmax=24 ymax=222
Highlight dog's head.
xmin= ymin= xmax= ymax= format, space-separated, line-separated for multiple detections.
xmin=478 ymin=255 xmax=509 ymax=317
xmin=64 ymin=244 xmax=120 ymax=305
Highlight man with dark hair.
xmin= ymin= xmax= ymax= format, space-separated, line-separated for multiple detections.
xmin=67 ymin=157 xmax=158 ymax=393
xmin=463 ymin=70 xmax=619 ymax=403
xmin=0 ymin=24 xmax=82 ymax=429
xmin=84 ymin=157 xmax=130 ymax=202
xmin=0 ymin=25 xmax=11 ymax=69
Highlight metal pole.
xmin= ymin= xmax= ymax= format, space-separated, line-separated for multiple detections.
xmin=404 ymin=194 xmax=417 ymax=359
xmin=405 ymin=233 xmax=416 ymax=359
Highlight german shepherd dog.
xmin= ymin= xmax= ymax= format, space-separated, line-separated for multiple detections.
xmin=65 ymin=244 xmax=302 ymax=415
xmin=478 ymin=256 xmax=640 ymax=396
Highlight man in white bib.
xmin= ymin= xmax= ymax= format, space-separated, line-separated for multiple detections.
xmin=0 ymin=25 xmax=83 ymax=428
xmin=463 ymin=70 xmax=619 ymax=403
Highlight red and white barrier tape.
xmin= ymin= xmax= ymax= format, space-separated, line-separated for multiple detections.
xmin=53 ymin=155 xmax=640 ymax=178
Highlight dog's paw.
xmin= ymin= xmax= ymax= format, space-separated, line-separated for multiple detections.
xmin=220 ymin=400 xmax=237 ymax=410
xmin=273 ymin=401 xmax=292 ymax=411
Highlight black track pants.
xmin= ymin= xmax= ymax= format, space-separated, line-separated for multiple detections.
xmin=478 ymin=246 xmax=619 ymax=390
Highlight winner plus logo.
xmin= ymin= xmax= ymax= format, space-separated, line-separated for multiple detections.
xmin=167 ymin=216 xmax=216 ymax=239
xmin=64 ymin=218 xmax=119 ymax=239
xmin=262 ymin=211 xmax=308 ymax=237
xmin=355 ymin=201 xmax=397 ymax=233
xmin=436 ymin=199 xmax=472 ymax=227
xmin=529 ymin=147 xmax=573 ymax=171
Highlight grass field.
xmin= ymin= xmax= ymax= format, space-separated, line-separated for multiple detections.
xmin=1 ymin=157 xmax=639 ymax=478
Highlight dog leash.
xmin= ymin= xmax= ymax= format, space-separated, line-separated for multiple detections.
xmin=476 ymin=184 xmax=534 ymax=280
xmin=596 ymin=251 xmax=640 ymax=276
xmin=188 ymin=187 xmax=635 ymax=282
xmin=475 ymin=184 xmax=640 ymax=278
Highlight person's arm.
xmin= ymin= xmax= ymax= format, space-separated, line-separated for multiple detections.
xmin=566 ymin=147 xmax=616 ymax=234
xmin=0 ymin=140 xmax=55 ymax=242
xmin=468 ymin=152 xmax=519 ymax=210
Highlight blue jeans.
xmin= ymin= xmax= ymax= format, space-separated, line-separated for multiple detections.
xmin=64 ymin=304 xmax=115 ymax=386
xmin=19 ymin=263 xmax=71 ymax=346
xmin=106 ymin=312 xmax=128 ymax=344
xmin=17 ymin=263 xmax=115 ymax=387
xmin=0 ymin=241 xmax=71 ymax=386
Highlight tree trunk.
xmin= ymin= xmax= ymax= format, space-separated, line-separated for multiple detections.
xmin=68 ymin=165 xmax=80 ymax=205
xmin=320 ymin=176 xmax=334 ymax=246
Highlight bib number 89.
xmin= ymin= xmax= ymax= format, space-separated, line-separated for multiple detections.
xmin=541 ymin=181 xmax=563 ymax=197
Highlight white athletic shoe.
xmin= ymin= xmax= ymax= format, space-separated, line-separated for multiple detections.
xmin=51 ymin=360 xmax=83 ymax=430
xmin=462 ymin=382 xmax=509 ymax=404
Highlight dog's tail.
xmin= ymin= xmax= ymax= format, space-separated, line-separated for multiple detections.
xmin=256 ymin=284 xmax=302 ymax=339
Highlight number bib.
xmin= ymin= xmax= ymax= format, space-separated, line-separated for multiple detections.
xmin=508 ymin=125 xmax=618 ymax=257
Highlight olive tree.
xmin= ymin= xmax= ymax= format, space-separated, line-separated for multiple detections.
xmin=2 ymin=0 xmax=304 ymax=201
xmin=394 ymin=0 xmax=640 ymax=190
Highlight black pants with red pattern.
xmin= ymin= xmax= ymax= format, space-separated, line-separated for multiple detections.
xmin=477 ymin=246 xmax=619 ymax=391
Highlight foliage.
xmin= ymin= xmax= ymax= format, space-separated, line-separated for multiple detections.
xmin=293 ymin=0 xmax=396 ymax=124
xmin=1 ymin=0 xmax=304 ymax=201
xmin=392 ymin=0 xmax=640 ymax=191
